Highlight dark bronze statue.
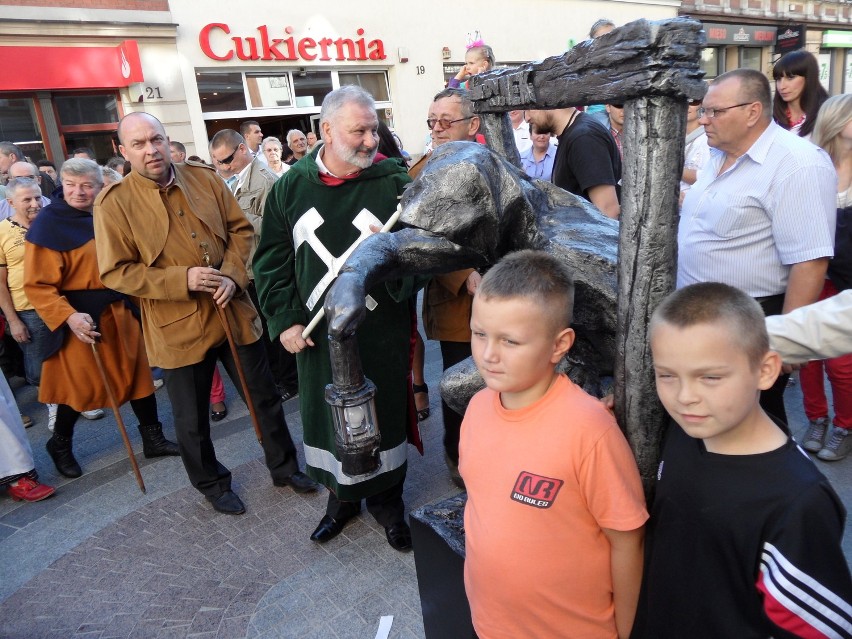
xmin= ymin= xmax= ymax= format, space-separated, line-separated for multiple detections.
xmin=325 ymin=16 xmax=707 ymax=494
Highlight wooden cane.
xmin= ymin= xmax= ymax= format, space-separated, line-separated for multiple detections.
xmin=199 ymin=243 xmax=263 ymax=444
xmin=90 ymin=342 xmax=146 ymax=494
xmin=213 ymin=304 xmax=264 ymax=444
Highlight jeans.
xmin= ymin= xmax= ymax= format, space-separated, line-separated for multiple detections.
xmin=7 ymin=310 xmax=50 ymax=386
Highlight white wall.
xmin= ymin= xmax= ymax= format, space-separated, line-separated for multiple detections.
xmin=168 ymin=0 xmax=680 ymax=157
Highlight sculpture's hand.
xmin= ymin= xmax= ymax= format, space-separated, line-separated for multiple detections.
xmin=324 ymin=270 xmax=367 ymax=341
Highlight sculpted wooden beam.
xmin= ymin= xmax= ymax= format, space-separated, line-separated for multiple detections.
xmin=467 ymin=17 xmax=706 ymax=112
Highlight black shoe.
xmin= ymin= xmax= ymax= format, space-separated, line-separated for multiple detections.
xmin=310 ymin=514 xmax=351 ymax=543
xmin=46 ymin=434 xmax=82 ymax=478
xmin=273 ymin=471 xmax=319 ymax=493
xmin=385 ymin=521 xmax=413 ymax=552
xmin=280 ymin=388 xmax=298 ymax=402
xmin=210 ymin=405 xmax=228 ymax=422
xmin=138 ymin=422 xmax=180 ymax=458
xmin=205 ymin=490 xmax=245 ymax=515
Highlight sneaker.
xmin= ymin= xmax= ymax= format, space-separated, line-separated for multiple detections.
xmin=80 ymin=409 xmax=105 ymax=420
xmin=20 ymin=414 xmax=32 ymax=428
xmin=7 ymin=476 xmax=55 ymax=502
xmin=47 ymin=403 xmax=58 ymax=432
xmin=153 ymin=378 xmax=164 ymax=390
xmin=801 ymin=417 xmax=829 ymax=453
xmin=818 ymin=427 xmax=852 ymax=462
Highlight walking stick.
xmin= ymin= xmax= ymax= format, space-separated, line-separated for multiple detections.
xmin=200 ymin=243 xmax=264 ymax=444
xmin=90 ymin=342 xmax=146 ymax=494
xmin=213 ymin=304 xmax=264 ymax=444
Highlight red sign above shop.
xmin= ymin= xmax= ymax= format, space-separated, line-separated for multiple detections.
xmin=0 ymin=41 xmax=144 ymax=91
xmin=199 ymin=24 xmax=387 ymax=62
xmin=702 ymin=22 xmax=777 ymax=46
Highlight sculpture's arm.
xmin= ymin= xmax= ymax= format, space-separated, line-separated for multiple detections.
xmin=324 ymin=227 xmax=488 ymax=341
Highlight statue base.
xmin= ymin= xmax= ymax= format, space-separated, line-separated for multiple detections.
xmin=410 ymin=493 xmax=478 ymax=639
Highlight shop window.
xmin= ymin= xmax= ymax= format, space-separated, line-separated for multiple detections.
xmin=55 ymin=94 xmax=118 ymax=126
xmin=246 ymin=74 xmax=293 ymax=109
xmin=845 ymin=50 xmax=852 ymax=93
xmin=739 ymin=47 xmax=762 ymax=71
xmin=0 ymin=97 xmax=45 ymax=161
xmin=700 ymin=48 xmax=721 ymax=78
xmin=819 ymin=51 xmax=832 ymax=93
xmin=197 ymin=71 xmax=246 ymax=113
xmin=293 ymin=71 xmax=333 ymax=108
xmin=338 ymin=72 xmax=390 ymax=101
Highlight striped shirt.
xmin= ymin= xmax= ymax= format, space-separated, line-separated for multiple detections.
xmin=678 ymin=121 xmax=836 ymax=297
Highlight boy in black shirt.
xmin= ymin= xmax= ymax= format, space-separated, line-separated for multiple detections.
xmin=632 ymin=282 xmax=852 ymax=639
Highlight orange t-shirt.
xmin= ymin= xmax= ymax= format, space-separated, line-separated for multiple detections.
xmin=459 ymin=374 xmax=648 ymax=639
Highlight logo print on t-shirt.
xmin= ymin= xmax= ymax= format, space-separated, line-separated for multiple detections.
xmin=511 ymin=471 xmax=564 ymax=509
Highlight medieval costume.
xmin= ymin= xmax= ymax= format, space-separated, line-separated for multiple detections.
xmin=255 ymin=149 xmax=416 ymax=505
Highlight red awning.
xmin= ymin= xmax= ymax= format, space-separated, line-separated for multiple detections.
xmin=0 ymin=40 xmax=144 ymax=91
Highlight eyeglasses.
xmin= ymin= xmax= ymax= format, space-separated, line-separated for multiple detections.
xmin=426 ymin=116 xmax=474 ymax=130
xmin=697 ymin=102 xmax=754 ymax=119
xmin=213 ymin=145 xmax=240 ymax=166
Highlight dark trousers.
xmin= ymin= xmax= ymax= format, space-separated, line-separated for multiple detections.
xmin=54 ymin=394 xmax=159 ymax=438
xmin=326 ymin=479 xmax=406 ymax=528
xmin=163 ymin=338 xmax=299 ymax=496
xmin=756 ymin=294 xmax=789 ymax=427
xmin=247 ymin=282 xmax=298 ymax=392
xmin=440 ymin=341 xmax=473 ymax=465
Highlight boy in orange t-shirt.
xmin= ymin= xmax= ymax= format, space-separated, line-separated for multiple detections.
xmin=459 ymin=250 xmax=648 ymax=639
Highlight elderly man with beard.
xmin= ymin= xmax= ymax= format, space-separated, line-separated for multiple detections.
xmin=254 ymin=85 xmax=416 ymax=551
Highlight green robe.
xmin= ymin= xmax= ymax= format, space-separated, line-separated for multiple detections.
xmin=255 ymin=150 xmax=414 ymax=500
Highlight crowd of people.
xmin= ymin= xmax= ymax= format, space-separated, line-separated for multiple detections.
xmin=1 ymin=18 xmax=851 ymax=638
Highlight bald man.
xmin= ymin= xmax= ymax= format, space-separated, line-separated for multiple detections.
xmin=94 ymin=112 xmax=316 ymax=516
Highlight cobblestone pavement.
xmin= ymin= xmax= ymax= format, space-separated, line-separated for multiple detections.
xmin=1 ymin=342 xmax=850 ymax=638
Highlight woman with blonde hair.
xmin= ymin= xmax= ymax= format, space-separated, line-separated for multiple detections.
xmin=261 ymin=136 xmax=289 ymax=178
xmin=797 ymin=93 xmax=852 ymax=461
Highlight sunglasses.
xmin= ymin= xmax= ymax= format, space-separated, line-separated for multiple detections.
xmin=214 ymin=145 xmax=240 ymax=166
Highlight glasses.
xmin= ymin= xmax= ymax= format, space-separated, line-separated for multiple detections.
xmin=426 ymin=116 xmax=474 ymax=130
xmin=697 ymin=102 xmax=754 ymax=119
xmin=213 ymin=145 xmax=240 ymax=166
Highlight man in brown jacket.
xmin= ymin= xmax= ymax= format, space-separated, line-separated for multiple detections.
xmin=209 ymin=130 xmax=298 ymax=400
xmin=415 ymin=88 xmax=483 ymax=487
xmin=94 ymin=112 xmax=317 ymax=515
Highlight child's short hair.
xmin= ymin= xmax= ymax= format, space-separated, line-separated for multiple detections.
xmin=477 ymin=250 xmax=574 ymax=330
xmin=650 ymin=282 xmax=769 ymax=368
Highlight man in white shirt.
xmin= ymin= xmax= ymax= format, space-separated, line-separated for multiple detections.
xmin=678 ymin=68 xmax=836 ymax=424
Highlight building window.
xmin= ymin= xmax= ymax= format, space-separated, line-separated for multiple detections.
xmin=700 ymin=48 xmax=721 ymax=78
xmin=197 ymin=71 xmax=247 ymax=113
xmin=739 ymin=47 xmax=762 ymax=71
xmin=246 ymin=74 xmax=292 ymax=109
xmin=293 ymin=71 xmax=333 ymax=108
xmin=0 ymin=97 xmax=44 ymax=161
xmin=819 ymin=50 xmax=832 ymax=93
xmin=339 ymin=71 xmax=390 ymax=101
xmin=55 ymin=94 xmax=118 ymax=126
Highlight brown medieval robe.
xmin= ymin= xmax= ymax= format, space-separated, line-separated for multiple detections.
xmin=24 ymin=229 xmax=153 ymax=413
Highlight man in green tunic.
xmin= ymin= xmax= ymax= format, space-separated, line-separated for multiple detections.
xmin=254 ymin=86 xmax=416 ymax=551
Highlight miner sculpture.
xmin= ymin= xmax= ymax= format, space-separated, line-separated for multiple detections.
xmin=324 ymin=16 xmax=706 ymax=491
